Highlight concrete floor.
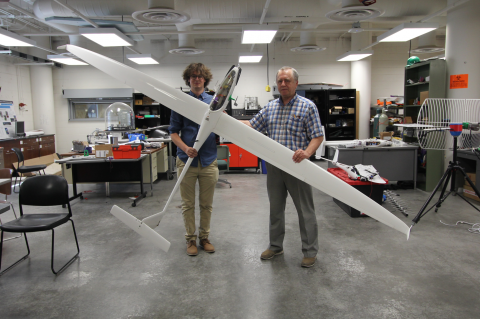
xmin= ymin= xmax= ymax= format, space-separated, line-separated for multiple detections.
xmin=1 ymin=160 xmax=480 ymax=319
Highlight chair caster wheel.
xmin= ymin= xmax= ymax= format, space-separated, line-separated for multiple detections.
xmin=132 ymin=202 xmax=136 ymax=207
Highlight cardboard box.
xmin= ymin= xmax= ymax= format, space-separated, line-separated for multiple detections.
xmin=404 ymin=116 xmax=413 ymax=124
xmin=95 ymin=144 xmax=113 ymax=158
xmin=13 ymin=153 xmax=62 ymax=177
xmin=142 ymin=96 xmax=154 ymax=105
xmin=380 ymin=131 xmax=394 ymax=140
xmin=347 ymin=108 xmax=355 ymax=114
xmin=135 ymin=99 xmax=142 ymax=105
xmin=463 ymin=185 xmax=480 ymax=202
xmin=465 ymin=172 xmax=476 ymax=185
xmin=420 ymin=91 xmax=429 ymax=105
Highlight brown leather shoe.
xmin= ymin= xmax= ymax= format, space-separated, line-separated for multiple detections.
xmin=260 ymin=249 xmax=284 ymax=260
xmin=301 ymin=257 xmax=316 ymax=268
xmin=199 ymin=238 xmax=215 ymax=253
xmin=186 ymin=240 xmax=198 ymax=256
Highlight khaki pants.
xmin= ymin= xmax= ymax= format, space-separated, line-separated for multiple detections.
xmin=176 ymin=157 xmax=219 ymax=242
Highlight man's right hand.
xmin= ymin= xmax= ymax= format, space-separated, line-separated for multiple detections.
xmin=185 ymin=147 xmax=198 ymax=158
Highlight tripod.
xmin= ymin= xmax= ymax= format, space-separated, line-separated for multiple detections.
xmin=411 ymin=134 xmax=480 ymax=226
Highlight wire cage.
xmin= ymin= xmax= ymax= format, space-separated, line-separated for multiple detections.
xmin=416 ymin=98 xmax=480 ymax=150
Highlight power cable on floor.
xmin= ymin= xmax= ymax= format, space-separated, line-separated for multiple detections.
xmin=440 ymin=220 xmax=480 ymax=234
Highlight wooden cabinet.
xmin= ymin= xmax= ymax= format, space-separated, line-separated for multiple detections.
xmin=300 ymin=89 xmax=357 ymax=141
xmin=221 ymin=143 xmax=259 ymax=169
xmin=0 ymin=135 xmax=55 ymax=169
xmin=39 ymin=135 xmax=55 ymax=156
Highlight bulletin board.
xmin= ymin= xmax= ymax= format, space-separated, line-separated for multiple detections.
xmin=0 ymin=100 xmax=17 ymax=140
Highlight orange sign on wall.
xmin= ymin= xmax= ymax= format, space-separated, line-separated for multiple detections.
xmin=450 ymin=74 xmax=469 ymax=89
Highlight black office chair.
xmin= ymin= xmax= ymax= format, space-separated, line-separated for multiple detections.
xmin=217 ymin=145 xmax=232 ymax=188
xmin=0 ymin=168 xmax=21 ymax=242
xmin=0 ymin=175 xmax=80 ymax=276
xmin=11 ymin=148 xmax=47 ymax=193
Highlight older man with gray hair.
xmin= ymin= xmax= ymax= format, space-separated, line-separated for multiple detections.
xmin=242 ymin=66 xmax=323 ymax=268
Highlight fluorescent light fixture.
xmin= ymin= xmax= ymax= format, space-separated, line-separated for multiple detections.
xmin=47 ymin=55 xmax=88 ymax=65
xmin=0 ymin=28 xmax=36 ymax=47
xmin=239 ymin=52 xmax=263 ymax=63
xmin=242 ymin=30 xmax=277 ymax=43
xmin=336 ymin=50 xmax=373 ymax=61
xmin=126 ymin=53 xmax=159 ymax=65
xmin=377 ymin=23 xmax=438 ymax=42
xmin=0 ymin=50 xmax=11 ymax=54
xmin=242 ymin=25 xmax=277 ymax=44
xmin=79 ymin=28 xmax=134 ymax=47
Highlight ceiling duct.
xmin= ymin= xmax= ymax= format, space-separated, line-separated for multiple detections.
xmin=291 ymin=22 xmax=325 ymax=52
xmin=132 ymin=0 xmax=190 ymax=25
xmin=411 ymin=31 xmax=444 ymax=54
xmin=169 ymin=24 xmax=204 ymax=55
xmin=325 ymin=0 xmax=384 ymax=22
xmin=33 ymin=0 xmax=145 ymax=45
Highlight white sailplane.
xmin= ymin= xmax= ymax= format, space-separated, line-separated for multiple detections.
xmin=64 ymin=45 xmax=410 ymax=252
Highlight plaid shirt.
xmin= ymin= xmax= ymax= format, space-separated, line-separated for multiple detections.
xmin=250 ymin=94 xmax=323 ymax=151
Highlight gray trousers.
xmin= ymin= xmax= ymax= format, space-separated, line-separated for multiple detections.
xmin=266 ymin=162 xmax=319 ymax=258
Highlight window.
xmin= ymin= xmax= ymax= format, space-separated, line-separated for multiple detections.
xmin=68 ymin=98 xmax=132 ymax=122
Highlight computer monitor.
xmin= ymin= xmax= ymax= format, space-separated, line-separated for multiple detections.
xmin=15 ymin=121 xmax=25 ymax=137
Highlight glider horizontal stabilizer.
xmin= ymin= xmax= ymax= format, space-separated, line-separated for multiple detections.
xmin=110 ymin=205 xmax=171 ymax=252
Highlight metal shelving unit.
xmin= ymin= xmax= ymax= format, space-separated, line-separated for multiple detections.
xmin=403 ymin=59 xmax=446 ymax=191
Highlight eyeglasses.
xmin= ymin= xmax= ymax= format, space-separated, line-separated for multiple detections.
xmin=190 ymin=75 xmax=204 ymax=79
xmin=277 ymin=79 xmax=292 ymax=85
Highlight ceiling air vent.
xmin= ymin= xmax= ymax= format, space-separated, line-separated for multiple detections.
xmin=132 ymin=9 xmax=190 ymax=24
xmin=291 ymin=45 xmax=326 ymax=52
xmin=410 ymin=32 xmax=444 ymax=55
xmin=169 ymin=48 xmax=204 ymax=55
xmin=326 ymin=6 xmax=384 ymax=21
xmin=410 ymin=46 xmax=445 ymax=54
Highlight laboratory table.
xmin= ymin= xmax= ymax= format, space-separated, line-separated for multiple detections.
xmin=56 ymin=154 xmax=149 ymax=207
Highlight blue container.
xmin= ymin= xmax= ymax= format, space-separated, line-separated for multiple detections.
xmin=128 ymin=133 xmax=145 ymax=141
xmin=261 ymin=160 xmax=268 ymax=174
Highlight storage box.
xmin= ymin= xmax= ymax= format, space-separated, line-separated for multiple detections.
xmin=112 ymin=144 xmax=142 ymax=159
xmin=464 ymin=172 xmax=476 ymax=185
xmin=328 ymin=168 xmax=388 ymax=218
xmin=420 ymin=91 xmax=429 ymax=105
xmin=463 ymin=185 xmax=480 ymax=202
xmin=347 ymin=108 xmax=355 ymax=114
xmin=95 ymin=144 xmax=113 ymax=158
xmin=142 ymin=96 xmax=154 ymax=105
xmin=135 ymin=99 xmax=142 ymax=105
xmin=380 ymin=131 xmax=394 ymax=140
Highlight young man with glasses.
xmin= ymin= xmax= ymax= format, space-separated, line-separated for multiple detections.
xmin=241 ymin=66 xmax=323 ymax=268
xmin=169 ymin=63 xmax=219 ymax=256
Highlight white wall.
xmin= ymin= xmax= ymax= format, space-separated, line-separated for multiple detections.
xmin=0 ymin=55 xmax=34 ymax=131
xmin=371 ymin=39 xmax=446 ymax=105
